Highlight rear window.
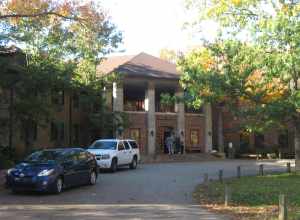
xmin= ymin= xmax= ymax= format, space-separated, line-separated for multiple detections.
xmin=129 ymin=141 xmax=138 ymax=149
xmin=89 ymin=141 xmax=117 ymax=150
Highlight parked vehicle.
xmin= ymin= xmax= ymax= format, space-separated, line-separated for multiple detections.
xmin=87 ymin=139 xmax=141 ymax=172
xmin=6 ymin=148 xmax=98 ymax=194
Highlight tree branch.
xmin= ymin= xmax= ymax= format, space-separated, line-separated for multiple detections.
xmin=0 ymin=11 xmax=84 ymax=22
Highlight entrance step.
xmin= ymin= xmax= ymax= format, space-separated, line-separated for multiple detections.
xmin=141 ymin=153 xmax=223 ymax=164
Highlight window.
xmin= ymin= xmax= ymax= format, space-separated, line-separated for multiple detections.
xmin=254 ymin=133 xmax=264 ymax=148
xmin=130 ymin=129 xmax=140 ymax=143
xmin=64 ymin=150 xmax=78 ymax=162
xmin=89 ymin=141 xmax=117 ymax=150
xmin=20 ymin=122 xmax=37 ymax=141
xmin=73 ymin=93 xmax=79 ymax=109
xmin=191 ymin=130 xmax=199 ymax=145
xmin=78 ymin=150 xmax=88 ymax=161
xmin=118 ymin=141 xmax=125 ymax=151
xmin=51 ymin=122 xmax=64 ymax=141
xmin=52 ymin=89 xmax=64 ymax=105
xmin=124 ymin=141 xmax=130 ymax=150
xmin=51 ymin=122 xmax=58 ymax=141
xmin=32 ymin=122 xmax=38 ymax=141
xmin=129 ymin=141 xmax=139 ymax=149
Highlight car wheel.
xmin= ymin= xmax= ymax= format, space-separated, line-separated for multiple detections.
xmin=110 ymin=158 xmax=118 ymax=173
xmin=129 ymin=156 xmax=138 ymax=169
xmin=89 ymin=170 xmax=97 ymax=185
xmin=53 ymin=177 xmax=63 ymax=194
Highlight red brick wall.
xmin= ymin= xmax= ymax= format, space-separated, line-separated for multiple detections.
xmin=123 ymin=112 xmax=147 ymax=154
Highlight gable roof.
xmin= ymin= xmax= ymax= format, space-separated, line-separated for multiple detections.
xmin=97 ymin=52 xmax=180 ymax=80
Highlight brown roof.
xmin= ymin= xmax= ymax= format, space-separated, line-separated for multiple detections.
xmin=97 ymin=52 xmax=180 ymax=79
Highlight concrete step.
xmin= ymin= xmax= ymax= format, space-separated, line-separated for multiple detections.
xmin=141 ymin=153 xmax=222 ymax=164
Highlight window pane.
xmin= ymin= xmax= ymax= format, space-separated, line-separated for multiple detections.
xmin=124 ymin=141 xmax=130 ymax=150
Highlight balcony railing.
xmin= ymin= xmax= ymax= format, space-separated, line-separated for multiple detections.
xmin=124 ymin=100 xmax=145 ymax=112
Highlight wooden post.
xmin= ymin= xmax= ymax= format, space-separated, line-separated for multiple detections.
xmin=279 ymin=194 xmax=287 ymax=220
xmin=259 ymin=164 xmax=264 ymax=176
xmin=287 ymin=162 xmax=291 ymax=173
xmin=237 ymin=166 xmax=241 ymax=178
xmin=219 ymin=169 xmax=223 ymax=183
xmin=224 ymin=184 xmax=231 ymax=206
xmin=203 ymin=173 xmax=209 ymax=185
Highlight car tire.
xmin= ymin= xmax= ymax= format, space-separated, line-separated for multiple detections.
xmin=88 ymin=170 xmax=97 ymax=185
xmin=129 ymin=156 xmax=138 ymax=169
xmin=53 ymin=177 xmax=63 ymax=194
xmin=110 ymin=158 xmax=118 ymax=173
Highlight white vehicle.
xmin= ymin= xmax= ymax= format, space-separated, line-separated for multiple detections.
xmin=87 ymin=139 xmax=141 ymax=172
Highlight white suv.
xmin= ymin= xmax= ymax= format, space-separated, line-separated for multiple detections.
xmin=87 ymin=139 xmax=141 ymax=172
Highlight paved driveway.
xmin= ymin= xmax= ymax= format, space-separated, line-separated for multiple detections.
xmin=0 ymin=160 xmax=293 ymax=220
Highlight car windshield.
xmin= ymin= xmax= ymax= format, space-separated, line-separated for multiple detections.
xmin=24 ymin=150 xmax=64 ymax=163
xmin=89 ymin=141 xmax=117 ymax=150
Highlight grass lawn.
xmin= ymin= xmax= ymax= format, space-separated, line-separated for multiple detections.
xmin=193 ymin=173 xmax=300 ymax=220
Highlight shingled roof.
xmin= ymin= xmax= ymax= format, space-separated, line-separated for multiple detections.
xmin=97 ymin=52 xmax=180 ymax=80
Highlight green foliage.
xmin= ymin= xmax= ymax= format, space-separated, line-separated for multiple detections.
xmin=0 ymin=1 xmax=122 ymax=154
xmin=182 ymin=0 xmax=300 ymax=134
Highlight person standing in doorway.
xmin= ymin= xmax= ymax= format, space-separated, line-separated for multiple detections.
xmin=166 ymin=132 xmax=174 ymax=155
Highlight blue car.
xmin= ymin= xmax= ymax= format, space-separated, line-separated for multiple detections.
xmin=6 ymin=148 xmax=99 ymax=194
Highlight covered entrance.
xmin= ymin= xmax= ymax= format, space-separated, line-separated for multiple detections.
xmin=158 ymin=126 xmax=175 ymax=154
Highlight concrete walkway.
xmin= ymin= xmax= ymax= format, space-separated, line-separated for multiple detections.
xmin=0 ymin=159 xmax=293 ymax=220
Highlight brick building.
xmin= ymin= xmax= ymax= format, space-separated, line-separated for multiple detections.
xmin=0 ymin=50 xmax=294 ymax=158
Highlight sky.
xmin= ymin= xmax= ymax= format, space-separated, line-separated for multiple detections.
xmin=101 ymin=0 xmax=219 ymax=56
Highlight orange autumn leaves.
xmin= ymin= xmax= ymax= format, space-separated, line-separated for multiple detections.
xmin=184 ymin=47 xmax=287 ymax=104
xmin=244 ymin=70 xmax=287 ymax=104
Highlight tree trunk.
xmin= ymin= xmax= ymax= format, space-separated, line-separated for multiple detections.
xmin=218 ymin=107 xmax=224 ymax=153
xmin=294 ymin=124 xmax=300 ymax=172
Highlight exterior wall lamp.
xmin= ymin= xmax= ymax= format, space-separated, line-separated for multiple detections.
xmin=150 ymin=130 xmax=154 ymax=137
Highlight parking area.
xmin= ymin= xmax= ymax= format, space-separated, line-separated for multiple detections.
xmin=0 ymin=160 xmax=292 ymax=220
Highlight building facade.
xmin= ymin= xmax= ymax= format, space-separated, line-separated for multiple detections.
xmin=99 ymin=52 xmax=213 ymax=155
xmin=0 ymin=50 xmax=294 ymax=158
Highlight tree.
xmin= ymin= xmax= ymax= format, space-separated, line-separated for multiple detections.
xmin=159 ymin=48 xmax=181 ymax=63
xmin=0 ymin=0 xmax=122 ymax=156
xmin=184 ymin=0 xmax=300 ymax=169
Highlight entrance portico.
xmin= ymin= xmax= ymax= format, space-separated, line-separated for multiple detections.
xmin=100 ymin=52 xmax=213 ymax=156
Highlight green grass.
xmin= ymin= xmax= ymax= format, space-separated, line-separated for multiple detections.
xmin=194 ymin=173 xmax=300 ymax=220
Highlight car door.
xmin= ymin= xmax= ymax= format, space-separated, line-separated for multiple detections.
xmin=61 ymin=150 xmax=78 ymax=187
xmin=116 ymin=141 xmax=126 ymax=165
xmin=123 ymin=141 xmax=133 ymax=164
xmin=76 ymin=150 xmax=90 ymax=184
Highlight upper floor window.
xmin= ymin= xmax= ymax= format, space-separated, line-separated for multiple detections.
xmin=124 ymin=86 xmax=145 ymax=112
xmin=52 ymin=89 xmax=64 ymax=106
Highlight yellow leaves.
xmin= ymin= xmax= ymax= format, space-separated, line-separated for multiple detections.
xmin=245 ymin=70 xmax=287 ymax=103
xmin=190 ymin=48 xmax=216 ymax=72
xmin=231 ymin=0 xmax=242 ymax=7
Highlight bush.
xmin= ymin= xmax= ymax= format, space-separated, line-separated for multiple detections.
xmin=0 ymin=145 xmax=15 ymax=169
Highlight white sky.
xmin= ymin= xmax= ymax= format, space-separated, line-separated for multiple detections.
xmin=101 ymin=0 xmax=219 ymax=56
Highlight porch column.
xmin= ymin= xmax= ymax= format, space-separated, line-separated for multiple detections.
xmin=204 ymin=103 xmax=213 ymax=153
xmin=217 ymin=107 xmax=224 ymax=153
xmin=113 ymin=82 xmax=124 ymax=138
xmin=145 ymin=81 xmax=156 ymax=155
xmin=175 ymin=90 xmax=185 ymax=153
